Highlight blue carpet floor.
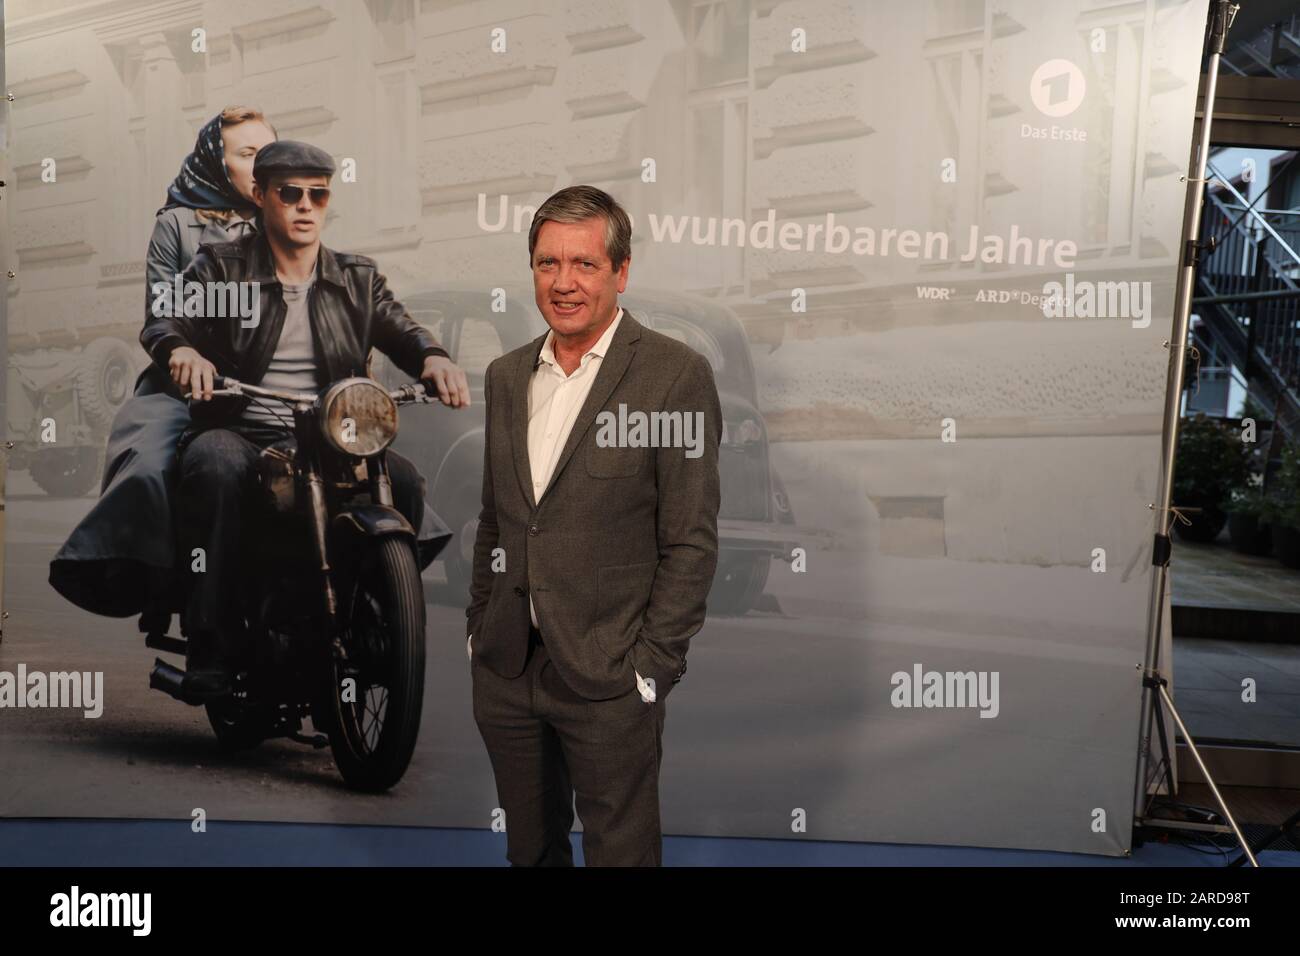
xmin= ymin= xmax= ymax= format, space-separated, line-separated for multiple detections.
xmin=1 ymin=819 xmax=1295 ymax=866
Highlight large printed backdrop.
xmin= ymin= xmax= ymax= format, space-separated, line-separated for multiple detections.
xmin=0 ymin=0 xmax=1208 ymax=857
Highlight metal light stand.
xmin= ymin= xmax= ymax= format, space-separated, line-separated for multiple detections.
xmin=1130 ymin=0 xmax=1258 ymax=867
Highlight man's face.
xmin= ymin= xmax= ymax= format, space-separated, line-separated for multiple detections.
xmin=253 ymin=173 xmax=330 ymax=249
xmin=531 ymin=217 xmax=629 ymax=341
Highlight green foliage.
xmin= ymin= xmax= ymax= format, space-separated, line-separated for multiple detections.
xmin=1225 ymin=482 xmax=1268 ymax=517
xmin=1264 ymin=442 xmax=1300 ymax=530
xmin=1173 ymin=413 xmax=1251 ymax=511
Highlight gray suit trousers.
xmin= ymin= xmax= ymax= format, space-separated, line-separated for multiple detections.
xmin=471 ymin=626 xmax=666 ymax=866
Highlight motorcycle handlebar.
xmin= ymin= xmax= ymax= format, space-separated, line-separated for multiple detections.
xmin=389 ymin=380 xmax=440 ymax=405
xmin=188 ymin=375 xmax=439 ymax=406
xmin=185 ymin=375 xmax=315 ymax=405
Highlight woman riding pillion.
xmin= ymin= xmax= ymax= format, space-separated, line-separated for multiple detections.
xmin=50 ymin=107 xmax=277 ymax=623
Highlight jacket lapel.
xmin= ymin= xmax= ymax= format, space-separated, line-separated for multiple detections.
xmin=511 ymin=332 xmax=547 ymax=509
xmin=243 ymin=232 xmax=284 ymax=383
xmin=537 ymin=311 xmax=641 ymax=505
xmin=508 ymin=311 xmax=643 ymax=509
xmin=312 ymin=245 xmax=362 ymax=381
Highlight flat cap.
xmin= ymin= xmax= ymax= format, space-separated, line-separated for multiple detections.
xmin=253 ymin=140 xmax=336 ymax=182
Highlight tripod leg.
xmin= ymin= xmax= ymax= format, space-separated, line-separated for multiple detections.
xmin=1158 ymin=682 xmax=1259 ymax=867
xmin=1151 ymin=689 xmax=1178 ymax=799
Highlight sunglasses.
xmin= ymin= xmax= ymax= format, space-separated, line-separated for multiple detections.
xmin=273 ymin=183 xmax=331 ymax=207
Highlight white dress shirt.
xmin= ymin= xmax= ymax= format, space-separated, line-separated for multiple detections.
xmin=468 ymin=306 xmax=655 ymax=703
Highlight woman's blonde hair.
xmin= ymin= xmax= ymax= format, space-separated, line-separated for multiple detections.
xmin=195 ymin=105 xmax=276 ymax=224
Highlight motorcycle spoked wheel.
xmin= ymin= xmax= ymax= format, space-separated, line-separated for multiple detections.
xmin=320 ymin=536 xmax=426 ymax=792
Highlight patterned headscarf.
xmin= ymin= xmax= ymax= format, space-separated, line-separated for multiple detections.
xmin=157 ymin=111 xmax=256 ymax=215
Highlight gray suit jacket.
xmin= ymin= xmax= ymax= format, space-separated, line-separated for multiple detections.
xmin=466 ymin=309 xmax=722 ymax=703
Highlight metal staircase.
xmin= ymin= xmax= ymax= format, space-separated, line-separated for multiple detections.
xmin=1221 ymin=12 xmax=1300 ymax=80
xmin=1193 ymin=163 xmax=1300 ymax=441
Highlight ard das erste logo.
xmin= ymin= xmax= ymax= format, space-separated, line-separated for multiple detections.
xmin=1024 ymin=58 xmax=1087 ymax=142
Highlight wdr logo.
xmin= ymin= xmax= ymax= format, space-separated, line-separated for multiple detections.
xmin=1030 ymin=59 xmax=1086 ymax=117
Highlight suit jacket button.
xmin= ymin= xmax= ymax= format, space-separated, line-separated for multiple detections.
xmin=528 ymin=525 xmax=540 ymax=536
xmin=513 ymin=586 xmax=525 ymax=596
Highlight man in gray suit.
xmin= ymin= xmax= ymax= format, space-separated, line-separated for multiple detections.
xmin=466 ymin=185 xmax=721 ymax=866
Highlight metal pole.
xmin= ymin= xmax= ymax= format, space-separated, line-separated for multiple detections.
xmin=1193 ymin=288 xmax=1300 ymax=305
xmin=1158 ymin=681 xmax=1258 ymax=866
xmin=1132 ymin=0 xmax=1244 ymax=846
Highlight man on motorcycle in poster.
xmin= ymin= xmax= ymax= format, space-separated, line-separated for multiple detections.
xmin=140 ymin=140 xmax=471 ymax=701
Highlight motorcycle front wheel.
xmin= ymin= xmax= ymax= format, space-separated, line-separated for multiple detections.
xmin=321 ymin=535 xmax=426 ymax=792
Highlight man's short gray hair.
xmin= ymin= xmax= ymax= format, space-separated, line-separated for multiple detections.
xmin=528 ymin=185 xmax=632 ymax=271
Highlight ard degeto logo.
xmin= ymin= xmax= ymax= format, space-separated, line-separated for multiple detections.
xmin=1029 ymin=59 xmax=1086 ymax=117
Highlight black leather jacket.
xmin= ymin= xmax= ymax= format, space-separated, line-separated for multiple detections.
xmin=140 ymin=230 xmax=448 ymax=430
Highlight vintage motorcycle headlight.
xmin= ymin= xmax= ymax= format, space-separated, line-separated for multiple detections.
xmin=319 ymin=377 xmax=398 ymax=458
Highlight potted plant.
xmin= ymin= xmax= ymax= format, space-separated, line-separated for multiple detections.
xmin=1264 ymin=443 xmax=1300 ymax=568
xmin=1224 ymin=398 xmax=1273 ymax=554
xmin=1225 ymin=482 xmax=1272 ymax=555
xmin=1173 ymin=413 xmax=1251 ymax=543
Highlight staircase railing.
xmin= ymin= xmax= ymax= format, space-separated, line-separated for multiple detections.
xmin=1198 ymin=165 xmax=1300 ymax=394
xmin=1224 ymin=12 xmax=1300 ymax=80
xmin=1189 ymin=168 xmax=1300 ymax=455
